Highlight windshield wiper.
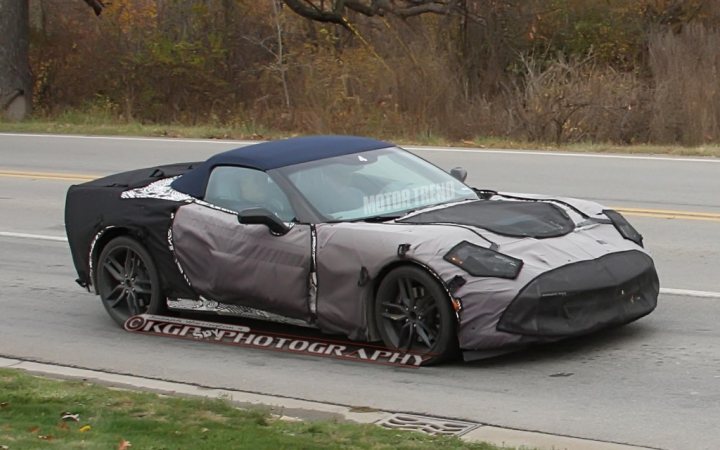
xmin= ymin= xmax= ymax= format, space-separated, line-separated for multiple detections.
xmin=362 ymin=213 xmax=404 ymax=222
xmin=360 ymin=198 xmax=480 ymax=223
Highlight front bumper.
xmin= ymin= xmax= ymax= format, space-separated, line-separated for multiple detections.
xmin=497 ymin=250 xmax=659 ymax=337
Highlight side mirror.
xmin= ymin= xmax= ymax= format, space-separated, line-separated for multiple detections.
xmin=238 ymin=208 xmax=290 ymax=235
xmin=450 ymin=167 xmax=467 ymax=183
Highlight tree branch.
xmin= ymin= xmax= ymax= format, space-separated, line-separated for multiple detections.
xmin=282 ymin=0 xmax=458 ymax=24
xmin=345 ymin=0 xmax=378 ymax=16
xmin=82 ymin=0 xmax=105 ymax=16
xmin=282 ymin=0 xmax=350 ymax=27
xmin=368 ymin=0 xmax=455 ymax=17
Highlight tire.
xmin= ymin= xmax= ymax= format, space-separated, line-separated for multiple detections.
xmin=374 ymin=266 xmax=459 ymax=365
xmin=96 ymin=236 xmax=165 ymax=327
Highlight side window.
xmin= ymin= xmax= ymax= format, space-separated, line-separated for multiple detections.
xmin=204 ymin=166 xmax=295 ymax=221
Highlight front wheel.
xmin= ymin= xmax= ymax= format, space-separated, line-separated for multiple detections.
xmin=374 ymin=266 xmax=458 ymax=365
xmin=96 ymin=236 xmax=165 ymax=326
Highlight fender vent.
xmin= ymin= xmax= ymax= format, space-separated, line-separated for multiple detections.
xmin=376 ymin=413 xmax=480 ymax=436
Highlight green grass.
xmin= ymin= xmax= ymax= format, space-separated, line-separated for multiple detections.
xmin=2 ymin=113 xmax=719 ymax=157
xmin=450 ymin=136 xmax=720 ymax=157
xmin=0 ymin=112 xmax=283 ymax=141
xmin=0 ymin=369 xmax=506 ymax=450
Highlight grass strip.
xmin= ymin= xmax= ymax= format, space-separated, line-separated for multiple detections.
xmin=0 ymin=368 xmax=507 ymax=450
xmin=1 ymin=116 xmax=719 ymax=158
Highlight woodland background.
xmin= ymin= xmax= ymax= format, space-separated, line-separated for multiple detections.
xmin=24 ymin=0 xmax=720 ymax=145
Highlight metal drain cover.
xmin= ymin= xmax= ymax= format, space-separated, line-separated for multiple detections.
xmin=376 ymin=413 xmax=480 ymax=436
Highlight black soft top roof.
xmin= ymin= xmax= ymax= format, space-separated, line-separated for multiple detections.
xmin=172 ymin=135 xmax=391 ymax=198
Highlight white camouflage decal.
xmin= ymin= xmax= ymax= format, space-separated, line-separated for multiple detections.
xmin=121 ymin=177 xmax=194 ymax=202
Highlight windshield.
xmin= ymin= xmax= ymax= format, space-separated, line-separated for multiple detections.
xmin=277 ymin=147 xmax=478 ymax=221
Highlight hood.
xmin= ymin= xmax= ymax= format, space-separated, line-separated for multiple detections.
xmin=397 ymin=200 xmax=575 ymax=239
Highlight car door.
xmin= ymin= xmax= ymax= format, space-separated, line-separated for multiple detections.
xmin=171 ymin=166 xmax=313 ymax=321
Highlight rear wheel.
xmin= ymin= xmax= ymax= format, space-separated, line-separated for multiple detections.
xmin=374 ymin=266 xmax=458 ymax=365
xmin=96 ymin=236 xmax=164 ymax=326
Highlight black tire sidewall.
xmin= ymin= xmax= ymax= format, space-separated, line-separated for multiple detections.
xmin=96 ymin=236 xmax=164 ymax=327
xmin=374 ymin=266 xmax=458 ymax=365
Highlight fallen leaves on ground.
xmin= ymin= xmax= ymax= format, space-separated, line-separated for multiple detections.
xmin=61 ymin=412 xmax=80 ymax=422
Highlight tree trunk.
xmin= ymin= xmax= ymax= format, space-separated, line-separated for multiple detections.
xmin=0 ymin=0 xmax=32 ymax=120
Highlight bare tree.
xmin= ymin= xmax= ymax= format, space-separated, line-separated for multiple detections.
xmin=270 ymin=1 xmax=292 ymax=110
xmin=0 ymin=0 xmax=103 ymax=121
xmin=0 ymin=0 xmax=458 ymax=120
xmin=0 ymin=0 xmax=32 ymax=120
xmin=80 ymin=0 xmax=460 ymax=23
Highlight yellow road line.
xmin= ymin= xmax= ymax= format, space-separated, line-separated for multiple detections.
xmin=615 ymin=207 xmax=720 ymax=222
xmin=0 ymin=170 xmax=97 ymax=182
xmin=616 ymin=207 xmax=720 ymax=218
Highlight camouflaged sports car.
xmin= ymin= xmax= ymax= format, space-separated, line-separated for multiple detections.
xmin=65 ymin=135 xmax=659 ymax=364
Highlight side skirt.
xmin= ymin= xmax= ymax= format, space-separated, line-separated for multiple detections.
xmin=167 ymin=297 xmax=318 ymax=329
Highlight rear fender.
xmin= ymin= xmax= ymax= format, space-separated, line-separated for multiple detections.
xmin=88 ymin=226 xmax=141 ymax=293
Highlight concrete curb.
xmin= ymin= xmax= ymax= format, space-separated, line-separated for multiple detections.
xmin=0 ymin=357 xmax=655 ymax=450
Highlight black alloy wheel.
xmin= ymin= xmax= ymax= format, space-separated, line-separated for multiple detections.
xmin=97 ymin=236 xmax=164 ymax=326
xmin=375 ymin=266 xmax=458 ymax=365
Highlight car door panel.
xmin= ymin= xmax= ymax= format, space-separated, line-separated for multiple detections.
xmin=172 ymin=202 xmax=312 ymax=320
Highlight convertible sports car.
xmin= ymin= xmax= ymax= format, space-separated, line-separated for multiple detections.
xmin=65 ymin=135 xmax=659 ymax=363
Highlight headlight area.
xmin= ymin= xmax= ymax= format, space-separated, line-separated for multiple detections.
xmin=444 ymin=241 xmax=523 ymax=279
xmin=603 ymin=210 xmax=644 ymax=247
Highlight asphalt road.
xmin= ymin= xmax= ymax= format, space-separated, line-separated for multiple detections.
xmin=1 ymin=133 xmax=719 ymax=449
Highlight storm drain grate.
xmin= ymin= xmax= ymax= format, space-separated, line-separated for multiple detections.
xmin=376 ymin=413 xmax=480 ymax=436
